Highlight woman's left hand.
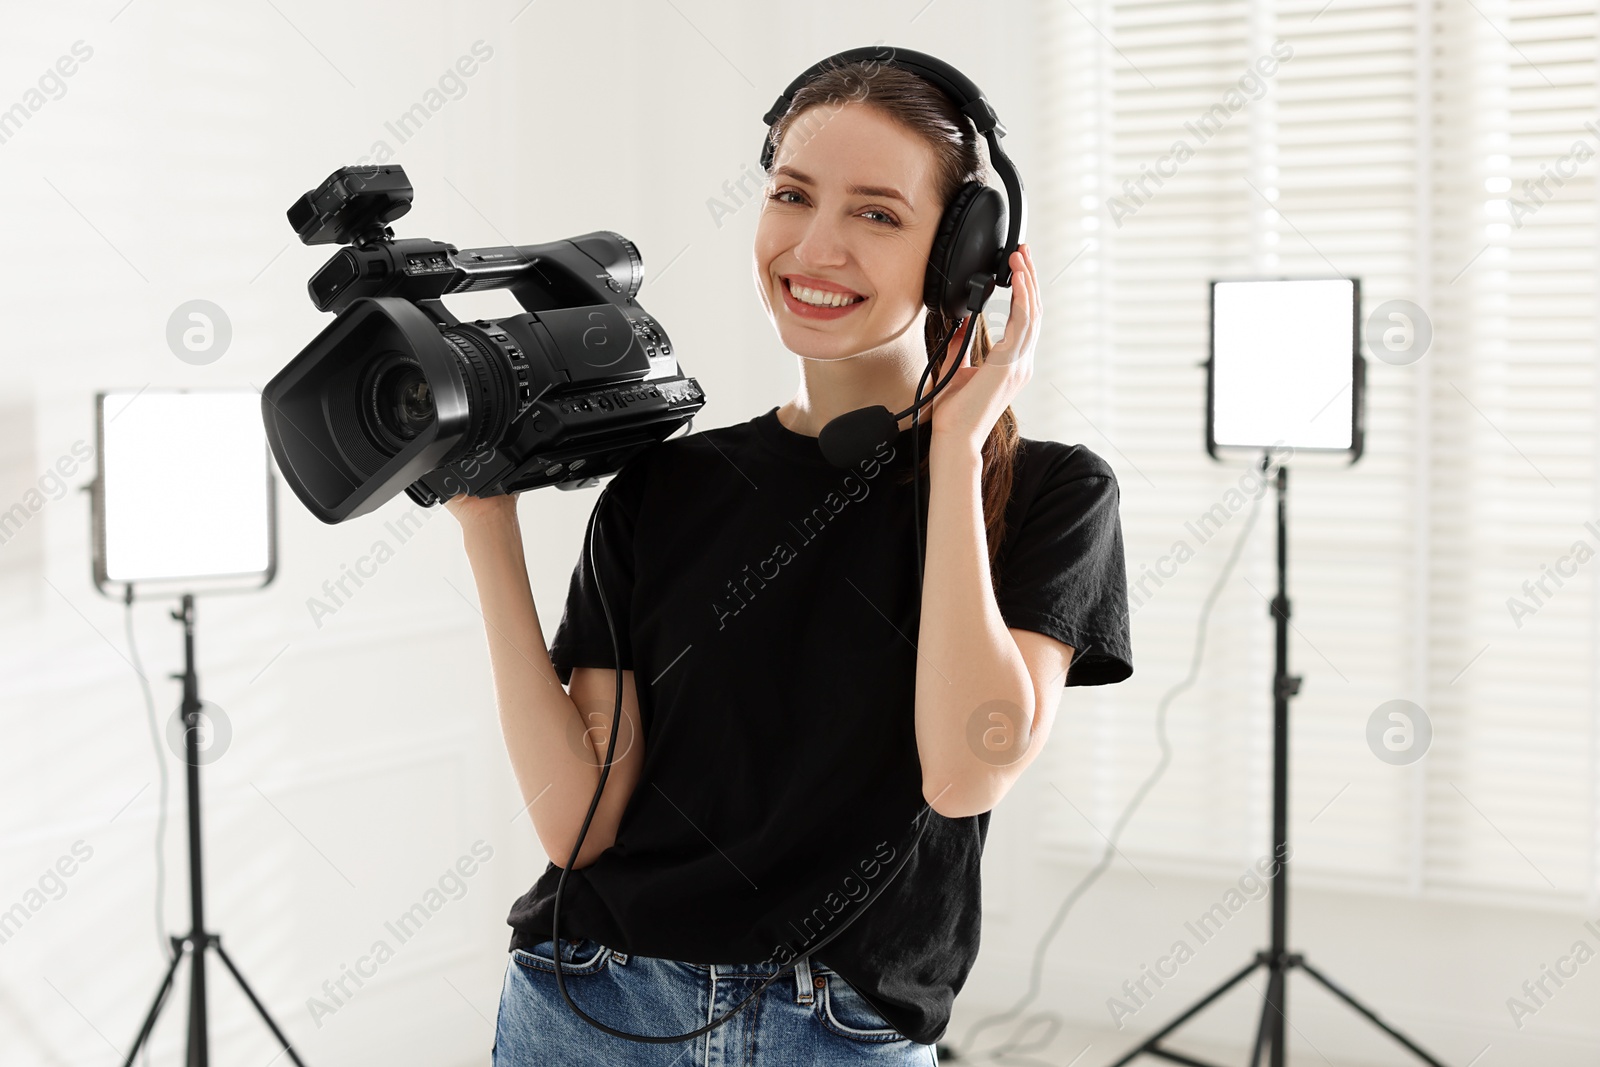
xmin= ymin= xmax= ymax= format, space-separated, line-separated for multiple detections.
xmin=925 ymin=243 xmax=1040 ymax=453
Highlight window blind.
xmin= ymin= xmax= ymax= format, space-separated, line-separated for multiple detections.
xmin=1030 ymin=0 xmax=1599 ymax=910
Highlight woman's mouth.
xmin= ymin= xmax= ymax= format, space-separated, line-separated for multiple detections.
xmin=780 ymin=276 xmax=867 ymax=320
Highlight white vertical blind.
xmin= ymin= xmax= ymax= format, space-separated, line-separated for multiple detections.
xmin=1425 ymin=0 xmax=1598 ymax=901
xmin=1034 ymin=0 xmax=1599 ymax=909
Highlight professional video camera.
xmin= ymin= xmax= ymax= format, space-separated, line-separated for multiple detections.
xmin=261 ymin=164 xmax=705 ymax=523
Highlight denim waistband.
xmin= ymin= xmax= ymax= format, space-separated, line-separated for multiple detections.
xmin=538 ymin=937 xmax=839 ymax=978
xmin=679 ymin=956 xmax=837 ymax=977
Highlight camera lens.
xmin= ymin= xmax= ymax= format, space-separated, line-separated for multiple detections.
xmin=381 ymin=363 xmax=434 ymax=438
xmin=363 ymin=355 xmax=434 ymax=453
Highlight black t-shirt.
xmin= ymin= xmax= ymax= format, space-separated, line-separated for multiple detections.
xmin=506 ymin=405 xmax=1133 ymax=1045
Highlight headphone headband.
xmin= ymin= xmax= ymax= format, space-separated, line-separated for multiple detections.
xmin=761 ymin=45 xmax=995 ymax=132
xmin=758 ymin=45 xmax=1026 ymax=288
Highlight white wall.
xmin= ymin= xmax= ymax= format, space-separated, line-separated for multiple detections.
xmin=0 ymin=2 xmax=1593 ymax=1065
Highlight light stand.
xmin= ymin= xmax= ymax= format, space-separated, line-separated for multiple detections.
xmin=90 ymin=388 xmax=290 ymax=1064
xmin=1108 ymin=457 xmax=1448 ymax=1067
xmin=120 ymin=594 xmax=306 ymax=1067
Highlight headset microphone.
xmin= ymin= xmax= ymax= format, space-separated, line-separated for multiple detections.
xmin=816 ymin=314 xmax=969 ymax=469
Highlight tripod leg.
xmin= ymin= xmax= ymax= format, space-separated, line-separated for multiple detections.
xmin=212 ymin=937 xmax=308 ymax=1067
xmin=1267 ymin=960 xmax=1287 ymax=1067
xmin=1105 ymin=956 xmax=1264 ymax=1067
xmin=1294 ymin=957 xmax=1451 ymax=1067
xmin=1247 ymin=970 xmax=1272 ymax=1067
xmin=123 ymin=938 xmax=187 ymax=1067
xmin=1248 ymin=963 xmax=1286 ymax=1067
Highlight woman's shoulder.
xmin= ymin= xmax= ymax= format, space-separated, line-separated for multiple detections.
xmin=638 ymin=414 xmax=762 ymax=474
xmin=987 ymin=437 xmax=1121 ymax=559
xmin=1014 ymin=435 xmax=1119 ymax=488
xmin=603 ymin=414 xmax=763 ymax=494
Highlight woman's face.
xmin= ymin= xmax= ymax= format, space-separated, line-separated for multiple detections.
xmin=754 ymin=102 xmax=942 ymax=362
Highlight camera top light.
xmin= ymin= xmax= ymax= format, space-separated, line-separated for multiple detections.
xmin=288 ymin=164 xmax=415 ymax=247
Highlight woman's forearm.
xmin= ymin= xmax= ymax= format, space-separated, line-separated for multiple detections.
xmin=913 ymin=435 xmax=1039 ymax=819
xmin=457 ymin=509 xmax=626 ymax=866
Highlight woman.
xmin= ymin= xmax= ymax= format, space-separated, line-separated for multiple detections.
xmin=450 ymin=56 xmax=1133 ymax=1067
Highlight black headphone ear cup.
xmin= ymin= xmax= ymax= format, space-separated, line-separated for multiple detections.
xmin=923 ymin=183 xmax=1007 ymax=318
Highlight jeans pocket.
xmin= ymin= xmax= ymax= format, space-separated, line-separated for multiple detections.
xmin=818 ymin=974 xmax=907 ymax=1043
xmin=511 ymin=937 xmax=613 ymax=977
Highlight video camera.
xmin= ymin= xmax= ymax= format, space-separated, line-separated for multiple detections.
xmin=261 ymin=164 xmax=705 ymax=523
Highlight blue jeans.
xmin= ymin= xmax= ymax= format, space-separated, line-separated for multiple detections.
xmin=493 ymin=937 xmax=940 ymax=1066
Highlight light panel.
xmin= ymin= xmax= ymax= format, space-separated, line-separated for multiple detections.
xmin=95 ymin=388 xmax=274 ymax=589
xmin=1210 ymin=278 xmax=1358 ymax=453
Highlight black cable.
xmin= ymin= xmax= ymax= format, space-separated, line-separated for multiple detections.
xmin=123 ymin=586 xmax=169 ymax=1067
xmin=910 ymin=312 xmax=977 ymax=589
xmin=544 ymin=314 xmax=977 ymax=1043
xmin=951 ymin=453 xmax=1273 ymax=1065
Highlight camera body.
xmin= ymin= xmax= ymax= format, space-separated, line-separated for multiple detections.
xmin=262 ymin=164 xmax=705 ymax=523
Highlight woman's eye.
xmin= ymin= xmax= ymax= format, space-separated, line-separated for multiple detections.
xmin=765 ymin=190 xmax=897 ymax=226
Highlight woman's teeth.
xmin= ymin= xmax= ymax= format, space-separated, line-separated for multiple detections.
xmin=788 ymin=281 xmax=863 ymax=308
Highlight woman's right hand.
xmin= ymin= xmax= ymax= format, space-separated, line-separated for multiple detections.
xmin=444 ymin=489 xmax=519 ymax=527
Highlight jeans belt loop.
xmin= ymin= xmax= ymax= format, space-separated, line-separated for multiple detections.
xmin=795 ymin=954 xmax=815 ymax=1005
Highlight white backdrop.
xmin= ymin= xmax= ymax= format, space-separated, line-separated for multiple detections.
xmin=0 ymin=2 xmax=1595 ymax=1066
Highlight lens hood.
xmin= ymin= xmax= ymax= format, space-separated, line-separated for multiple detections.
xmin=261 ymin=297 xmax=472 ymax=523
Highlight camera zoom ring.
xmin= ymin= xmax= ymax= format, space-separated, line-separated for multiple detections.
xmin=442 ymin=330 xmax=511 ymax=457
xmin=440 ymin=332 xmax=489 ymax=453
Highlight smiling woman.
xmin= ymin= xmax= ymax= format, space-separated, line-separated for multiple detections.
xmin=462 ymin=47 xmax=1134 ymax=1067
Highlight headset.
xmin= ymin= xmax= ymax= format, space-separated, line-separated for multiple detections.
xmin=545 ymin=44 xmax=1028 ymax=1045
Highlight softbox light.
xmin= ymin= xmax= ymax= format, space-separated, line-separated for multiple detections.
xmin=1207 ymin=277 xmax=1365 ymax=461
xmin=92 ymin=388 xmax=277 ymax=597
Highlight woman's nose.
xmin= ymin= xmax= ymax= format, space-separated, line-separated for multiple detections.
xmin=791 ymin=213 xmax=849 ymax=268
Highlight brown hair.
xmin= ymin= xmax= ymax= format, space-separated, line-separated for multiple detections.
xmin=764 ymin=58 xmax=1021 ymax=590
